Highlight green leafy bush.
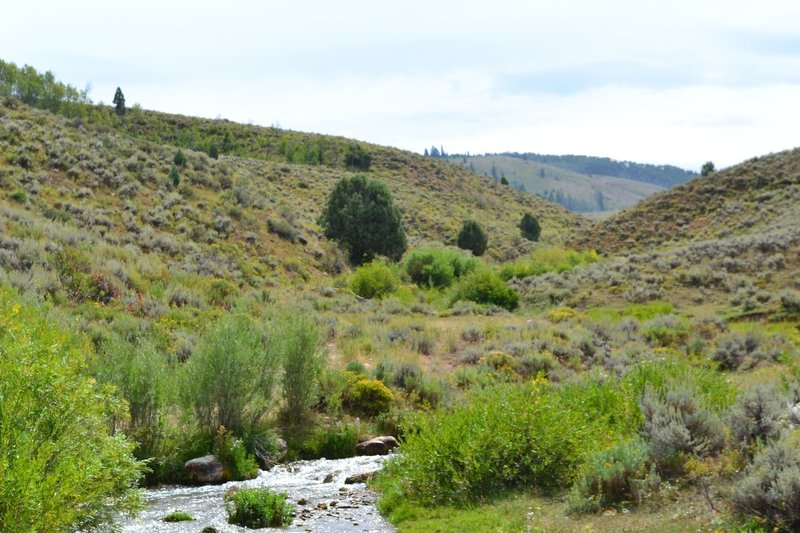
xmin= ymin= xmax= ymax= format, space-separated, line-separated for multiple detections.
xmin=225 ymin=487 xmax=294 ymax=528
xmin=568 ymin=438 xmax=656 ymax=513
xmin=214 ymin=427 xmax=259 ymax=481
xmin=456 ymin=219 xmax=488 ymax=256
xmin=403 ymin=247 xmax=479 ymax=288
xmin=349 ymin=259 xmax=399 ymax=299
xmin=377 ymin=380 xmax=637 ymax=508
xmin=499 ymin=247 xmax=599 ymax=280
xmin=0 ymin=287 xmax=144 ymax=532
xmin=310 ymin=422 xmax=359 ymax=459
xmin=452 ymin=269 xmax=519 ymax=311
xmin=345 ymin=378 xmax=395 ymax=417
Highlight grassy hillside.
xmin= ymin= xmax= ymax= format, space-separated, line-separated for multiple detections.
xmin=573 ymin=149 xmax=800 ymax=254
xmin=2 ymin=59 xmax=800 ymax=533
xmin=449 ymin=154 xmax=665 ymax=212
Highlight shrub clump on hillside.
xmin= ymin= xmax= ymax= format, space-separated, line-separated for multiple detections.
xmin=376 ymin=380 xmax=637 ymax=511
xmin=456 ymin=219 xmax=488 ymax=256
xmin=349 ymin=259 xmax=400 ymax=299
xmin=403 ymin=247 xmax=479 ymax=289
xmin=451 ymin=269 xmax=519 ymax=311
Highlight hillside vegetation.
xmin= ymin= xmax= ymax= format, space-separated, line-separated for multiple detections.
xmin=573 ymin=149 xmax=800 ymax=254
xmin=2 ymin=59 xmax=800 ymax=533
xmin=448 ymin=153 xmax=667 ymax=212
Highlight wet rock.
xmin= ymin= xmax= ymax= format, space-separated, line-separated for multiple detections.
xmin=356 ymin=436 xmax=399 ymax=456
xmin=225 ymin=485 xmax=240 ymax=498
xmin=200 ymin=528 xmax=218 ymax=533
xmin=323 ymin=472 xmax=334 ymax=483
xmin=297 ymin=497 xmax=308 ymax=505
xmin=317 ymin=502 xmax=328 ymax=510
xmin=183 ymin=455 xmax=224 ymax=485
xmin=345 ymin=471 xmax=377 ymax=484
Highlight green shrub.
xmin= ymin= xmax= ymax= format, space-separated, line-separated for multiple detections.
xmin=568 ymin=438 xmax=656 ymax=513
xmin=403 ymin=247 xmax=479 ymax=288
xmin=0 ymin=287 xmax=144 ymax=531
xmin=173 ymin=148 xmax=187 ymax=168
xmin=377 ymin=380 xmax=637 ymax=508
xmin=499 ymin=247 xmax=599 ymax=281
xmin=641 ymin=315 xmax=689 ymax=348
xmin=214 ymin=427 xmax=259 ymax=481
xmin=452 ymin=269 xmax=519 ymax=311
xmin=344 ymin=143 xmax=372 ymax=170
xmin=225 ymin=487 xmax=294 ymax=528
xmin=92 ymin=333 xmax=174 ymax=460
xmin=182 ymin=313 xmax=280 ymax=436
xmin=163 ymin=511 xmax=193 ymax=522
xmin=456 ymin=220 xmax=488 ymax=256
xmin=319 ymin=175 xmax=406 ymax=265
xmin=311 ymin=422 xmax=359 ymax=459
xmin=349 ymin=259 xmax=399 ymax=299
xmin=277 ymin=314 xmax=323 ymax=422
xmin=346 ymin=378 xmax=394 ymax=417
xmin=518 ymin=213 xmax=541 ymax=241
xmin=10 ymin=189 xmax=26 ymax=203
xmin=623 ymin=358 xmax=736 ymax=412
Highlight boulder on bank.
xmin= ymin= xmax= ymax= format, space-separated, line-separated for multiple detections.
xmin=184 ymin=454 xmax=224 ymax=485
xmin=345 ymin=471 xmax=377 ymax=484
xmin=356 ymin=436 xmax=398 ymax=456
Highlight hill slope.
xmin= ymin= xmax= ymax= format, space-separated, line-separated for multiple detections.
xmin=573 ymin=149 xmax=800 ymax=254
xmin=0 ymin=96 xmax=584 ymax=309
xmin=447 ymin=154 xmax=666 ymax=212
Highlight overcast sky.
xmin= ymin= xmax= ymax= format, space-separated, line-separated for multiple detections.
xmin=3 ymin=1 xmax=800 ymax=170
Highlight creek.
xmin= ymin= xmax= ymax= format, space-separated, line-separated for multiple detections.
xmin=122 ymin=455 xmax=395 ymax=532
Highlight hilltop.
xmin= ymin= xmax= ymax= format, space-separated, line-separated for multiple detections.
xmin=443 ymin=152 xmax=694 ymax=213
xmin=573 ymin=149 xmax=800 ymax=254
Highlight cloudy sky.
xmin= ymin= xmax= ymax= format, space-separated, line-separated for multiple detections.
xmin=3 ymin=1 xmax=800 ymax=170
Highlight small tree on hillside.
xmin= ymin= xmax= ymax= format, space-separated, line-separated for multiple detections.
xmin=112 ymin=87 xmax=125 ymax=117
xmin=344 ymin=144 xmax=372 ymax=171
xmin=701 ymin=161 xmax=715 ymax=177
xmin=519 ymin=213 xmax=541 ymax=241
xmin=457 ymin=220 xmax=488 ymax=256
xmin=319 ymin=175 xmax=406 ymax=265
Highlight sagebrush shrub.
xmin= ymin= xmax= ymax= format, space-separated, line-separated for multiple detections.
xmin=639 ymin=387 xmax=725 ymax=476
xmin=733 ymin=438 xmax=800 ymax=532
xmin=568 ymin=438 xmax=657 ymax=513
xmin=729 ymin=385 xmax=786 ymax=452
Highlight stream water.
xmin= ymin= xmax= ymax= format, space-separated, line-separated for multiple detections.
xmin=122 ymin=455 xmax=395 ymax=532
